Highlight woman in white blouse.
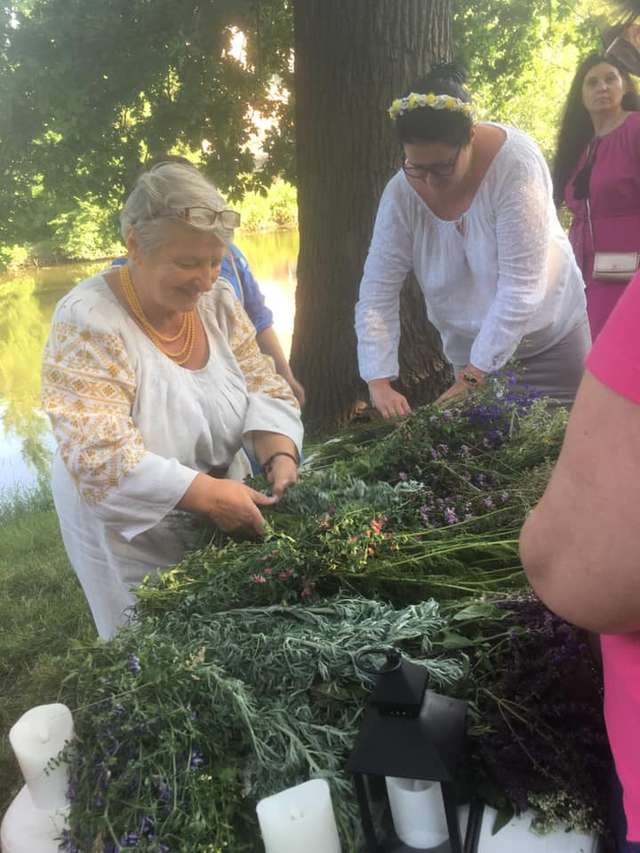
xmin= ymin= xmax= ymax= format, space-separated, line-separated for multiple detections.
xmin=355 ymin=64 xmax=590 ymax=417
xmin=42 ymin=163 xmax=303 ymax=638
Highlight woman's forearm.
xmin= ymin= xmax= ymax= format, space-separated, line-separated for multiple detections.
xmin=249 ymin=431 xmax=298 ymax=467
xmin=256 ymin=327 xmax=291 ymax=378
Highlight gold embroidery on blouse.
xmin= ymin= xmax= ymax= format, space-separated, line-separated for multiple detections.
xmin=228 ymin=299 xmax=299 ymax=409
xmin=42 ymin=321 xmax=145 ymax=504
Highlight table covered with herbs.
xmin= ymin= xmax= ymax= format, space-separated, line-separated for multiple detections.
xmin=58 ymin=378 xmax=608 ymax=853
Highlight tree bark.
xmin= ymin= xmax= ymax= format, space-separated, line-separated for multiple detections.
xmin=291 ymin=0 xmax=453 ymax=433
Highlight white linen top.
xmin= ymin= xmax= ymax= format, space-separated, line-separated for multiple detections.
xmin=355 ymin=124 xmax=587 ymax=380
xmin=42 ymin=275 xmax=303 ymax=638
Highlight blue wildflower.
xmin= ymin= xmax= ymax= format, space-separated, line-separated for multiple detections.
xmin=189 ymin=748 xmax=205 ymax=770
xmin=127 ymin=654 xmax=142 ymax=676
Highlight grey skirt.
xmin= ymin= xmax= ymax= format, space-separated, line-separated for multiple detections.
xmin=454 ymin=318 xmax=592 ymax=408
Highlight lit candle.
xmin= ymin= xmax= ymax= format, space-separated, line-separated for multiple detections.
xmin=386 ymin=776 xmax=449 ymax=849
xmin=9 ymin=703 xmax=74 ymax=810
xmin=256 ymin=779 xmax=341 ymax=853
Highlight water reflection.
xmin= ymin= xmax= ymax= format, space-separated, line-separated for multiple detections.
xmin=0 ymin=231 xmax=298 ymax=494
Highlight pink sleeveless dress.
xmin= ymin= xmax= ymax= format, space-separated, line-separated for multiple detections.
xmin=565 ymin=112 xmax=640 ymax=343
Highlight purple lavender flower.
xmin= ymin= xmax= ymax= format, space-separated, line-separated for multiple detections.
xmin=444 ymin=507 xmax=458 ymax=525
xmin=189 ymin=748 xmax=205 ymax=770
xmin=59 ymin=829 xmax=80 ymax=853
xmin=139 ymin=815 xmax=155 ymax=838
xmin=127 ymin=654 xmax=142 ymax=676
xmin=483 ymin=497 xmax=494 ymax=510
xmin=398 ymin=471 xmax=409 ymax=482
xmin=120 ymin=832 xmax=140 ymax=847
xmin=419 ymin=505 xmax=431 ymax=525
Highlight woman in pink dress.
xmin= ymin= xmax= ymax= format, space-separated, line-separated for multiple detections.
xmin=521 ymin=269 xmax=640 ymax=851
xmin=553 ymin=52 xmax=640 ymax=342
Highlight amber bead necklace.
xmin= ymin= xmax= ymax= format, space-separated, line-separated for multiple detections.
xmin=119 ymin=264 xmax=196 ymax=365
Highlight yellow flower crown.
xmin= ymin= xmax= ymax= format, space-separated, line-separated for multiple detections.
xmin=388 ymin=92 xmax=473 ymax=120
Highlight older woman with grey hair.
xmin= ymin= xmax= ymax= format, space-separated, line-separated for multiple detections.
xmin=41 ymin=162 xmax=303 ymax=639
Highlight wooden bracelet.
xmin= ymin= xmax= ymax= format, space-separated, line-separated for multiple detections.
xmin=262 ymin=451 xmax=299 ymax=475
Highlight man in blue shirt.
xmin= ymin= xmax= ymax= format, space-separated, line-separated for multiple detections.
xmin=222 ymin=243 xmax=305 ymax=405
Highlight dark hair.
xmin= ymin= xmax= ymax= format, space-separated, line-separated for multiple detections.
xmin=552 ymin=53 xmax=640 ymax=206
xmin=394 ymin=62 xmax=474 ymax=147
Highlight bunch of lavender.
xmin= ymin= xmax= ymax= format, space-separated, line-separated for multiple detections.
xmin=60 ymin=597 xmax=462 ymax=853
xmin=447 ymin=594 xmax=609 ymax=835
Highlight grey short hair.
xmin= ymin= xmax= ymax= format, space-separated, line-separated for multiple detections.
xmin=120 ymin=162 xmax=235 ymax=253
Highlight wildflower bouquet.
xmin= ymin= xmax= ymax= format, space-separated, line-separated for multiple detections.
xmin=59 ymin=380 xmax=609 ymax=851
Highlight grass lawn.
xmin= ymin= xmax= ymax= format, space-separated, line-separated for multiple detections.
xmin=0 ymin=485 xmax=94 ymax=815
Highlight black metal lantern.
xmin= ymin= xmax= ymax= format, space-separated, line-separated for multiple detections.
xmin=347 ymin=648 xmax=481 ymax=853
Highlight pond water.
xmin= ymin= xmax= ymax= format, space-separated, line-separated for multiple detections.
xmin=0 ymin=230 xmax=298 ymax=496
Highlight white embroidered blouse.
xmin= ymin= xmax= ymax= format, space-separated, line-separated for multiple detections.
xmin=42 ymin=274 xmax=303 ymax=638
xmin=355 ymin=124 xmax=587 ymax=380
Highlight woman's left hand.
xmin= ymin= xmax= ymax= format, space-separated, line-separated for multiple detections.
xmin=435 ymin=365 xmax=486 ymax=407
xmin=435 ymin=379 xmax=472 ymax=407
xmin=266 ymin=455 xmax=299 ymax=499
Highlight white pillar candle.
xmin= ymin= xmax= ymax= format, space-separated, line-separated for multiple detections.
xmin=256 ymin=779 xmax=341 ymax=853
xmin=0 ymin=785 xmax=69 ymax=853
xmin=385 ymin=776 xmax=449 ymax=849
xmin=9 ymin=703 xmax=74 ymax=810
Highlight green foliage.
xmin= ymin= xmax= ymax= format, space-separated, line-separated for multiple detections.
xmin=0 ymin=244 xmax=29 ymax=272
xmin=0 ymin=0 xmax=294 ymax=247
xmin=48 ymin=196 xmax=124 ymax=261
xmin=236 ymin=179 xmax=297 ymax=232
xmin=455 ymin=0 xmax=605 ymax=159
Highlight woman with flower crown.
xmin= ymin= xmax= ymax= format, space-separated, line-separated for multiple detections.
xmin=355 ymin=63 xmax=590 ymax=417
xmin=41 ymin=162 xmax=303 ymax=639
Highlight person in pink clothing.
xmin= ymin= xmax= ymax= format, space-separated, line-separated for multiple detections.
xmin=520 ymin=270 xmax=640 ymax=851
xmin=553 ymin=53 xmax=640 ymax=343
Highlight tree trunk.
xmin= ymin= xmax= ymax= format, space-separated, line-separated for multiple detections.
xmin=291 ymin=0 xmax=453 ymax=433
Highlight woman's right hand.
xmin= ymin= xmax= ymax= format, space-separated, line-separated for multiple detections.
xmin=368 ymin=379 xmax=412 ymax=419
xmin=178 ymin=473 xmax=277 ymax=538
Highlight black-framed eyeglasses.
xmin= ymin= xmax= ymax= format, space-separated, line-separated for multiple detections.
xmin=402 ymin=146 xmax=462 ymax=180
xmin=156 ymin=206 xmax=241 ymax=229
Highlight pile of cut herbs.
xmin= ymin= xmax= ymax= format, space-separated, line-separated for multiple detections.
xmin=59 ymin=378 xmax=609 ymax=853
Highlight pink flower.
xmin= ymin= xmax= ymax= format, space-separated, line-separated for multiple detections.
xmin=370 ymin=515 xmax=386 ymax=535
xmin=251 ymin=574 xmax=267 ymax=584
xmin=300 ymin=580 xmax=316 ymax=600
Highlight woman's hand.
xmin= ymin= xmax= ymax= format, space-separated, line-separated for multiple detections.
xmin=265 ymin=454 xmax=299 ymax=499
xmin=283 ymin=370 xmax=306 ymax=407
xmin=435 ymin=379 xmax=471 ymax=407
xmin=436 ymin=365 xmax=485 ymax=407
xmin=368 ymin=379 xmax=412 ymax=419
xmin=178 ymin=473 xmax=276 ymax=538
